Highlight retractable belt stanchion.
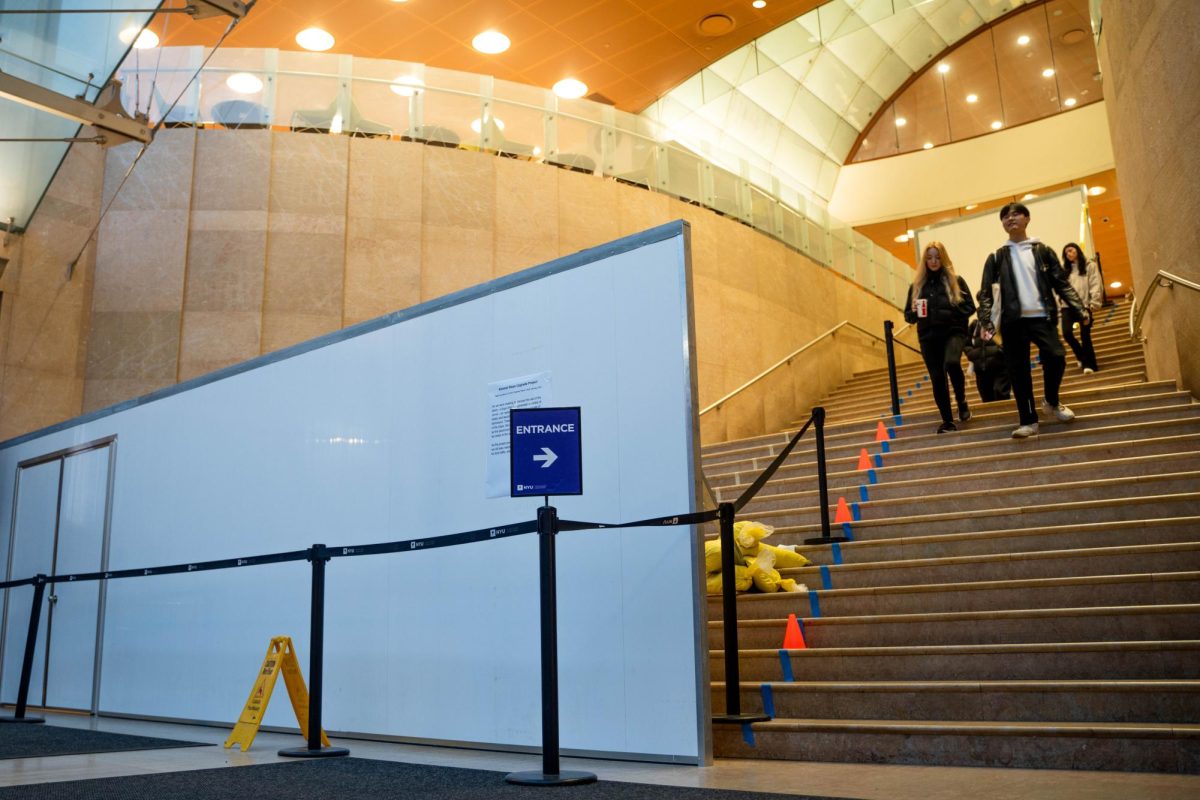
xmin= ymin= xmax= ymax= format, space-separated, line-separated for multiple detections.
xmin=712 ymin=502 xmax=769 ymax=724
xmin=506 ymin=503 xmax=596 ymax=786
xmin=0 ymin=575 xmax=47 ymax=724
xmin=279 ymin=545 xmax=349 ymax=758
xmin=804 ymin=407 xmax=849 ymax=546
xmin=884 ymin=320 xmax=901 ymax=418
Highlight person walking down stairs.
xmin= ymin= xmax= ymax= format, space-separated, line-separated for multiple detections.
xmin=1059 ymin=241 xmax=1104 ymax=374
xmin=904 ymin=241 xmax=975 ymax=435
xmin=977 ymin=202 xmax=1089 ymax=439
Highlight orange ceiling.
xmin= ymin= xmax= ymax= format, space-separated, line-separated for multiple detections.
xmin=156 ymin=0 xmax=822 ymax=112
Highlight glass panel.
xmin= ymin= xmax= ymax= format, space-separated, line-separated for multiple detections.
xmin=203 ymin=49 xmax=274 ymax=130
xmin=826 ymin=26 xmax=889 ymax=82
xmin=118 ymin=46 xmax=201 ymax=127
xmin=349 ymin=58 xmax=421 ymax=140
xmin=805 ymin=49 xmax=863 ymax=114
xmin=708 ymin=163 xmax=740 ymax=216
xmin=922 ymin=0 xmax=986 ymax=46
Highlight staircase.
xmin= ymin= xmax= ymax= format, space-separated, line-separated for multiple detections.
xmin=703 ymin=300 xmax=1200 ymax=773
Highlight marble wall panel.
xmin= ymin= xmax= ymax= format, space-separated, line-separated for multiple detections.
xmin=714 ymin=216 xmax=758 ymax=296
xmin=4 ymin=293 xmax=83 ymax=375
xmin=718 ymin=286 xmax=764 ymax=388
xmin=344 ymin=218 xmax=422 ymax=325
xmin=421 ymin=227 xmax=493 ymax=301
xmin=423 ymin=147 xmax=495 ymax=230
xmin=102 ymin=129 xmax=195 ymax=211
xmin=192 ymin=130 xmax=271 ymax=212
xmin=616 ymin=186 xmax=670 ymax=238
xmin=263 ymin=231 xmax=346 ymax=317
xmin=668 ymin=199 xmax=718 ymax=280
xmin=557 ymin=169 xmax=619 ymax=257
xmin=493 ymin=157 xmax=558 ymax=278
xmin=178 ymin=310 xmax=262 ymax=381
xmin=184 ymin=228 xmax=267 ymax=312
xmin=85 ymin=311 xmax=181 ymax=382
xmin=269 ymin=133 xmax=349 ymax=217
xmin=260 ymin=312 xmax=341 ymax=354
xmin=0 ymin=367 xmax=82 ymax=440
xmin=348 ymin=138 xmax=423 ymax=223
xmin=93 ymin=209 xmax=190 ymax=313
xmin=82 ymin=378 xmax=168 ymax=416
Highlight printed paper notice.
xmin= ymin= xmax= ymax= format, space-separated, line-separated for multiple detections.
xmin=486 ymin=372 xmax=551 ymax=498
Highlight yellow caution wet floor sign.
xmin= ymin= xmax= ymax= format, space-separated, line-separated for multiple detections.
xmin=224 ymin=636 xmax=331 ymax=751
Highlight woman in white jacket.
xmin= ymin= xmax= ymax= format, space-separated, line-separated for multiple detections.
xmin=1059 ymin=242 xmax=1103 ymax=373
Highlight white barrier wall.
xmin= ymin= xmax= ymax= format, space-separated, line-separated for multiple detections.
xmin=0 ymin=222 xmax=709 ymax=763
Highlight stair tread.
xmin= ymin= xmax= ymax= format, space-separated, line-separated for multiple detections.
xmin=712 ymin=602 xmax=1200 ymax=626
xmin=736 ymin=718 xmax=1200 ymax=737
xmin=719 ymin=639 xmax=1200 ymax=657
xmin=717 ymin=679 xmax=1200 ymax=691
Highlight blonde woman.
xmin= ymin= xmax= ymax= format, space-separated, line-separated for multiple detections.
xmin=903 ymin=242 xmax=976 ymax=433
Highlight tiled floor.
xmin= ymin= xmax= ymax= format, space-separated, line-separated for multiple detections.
xmin=1 ymin=712 xmax=1198 ymax=799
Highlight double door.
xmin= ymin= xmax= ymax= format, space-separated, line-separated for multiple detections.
xmin=1 ymin=438 xmax=114 ymax=712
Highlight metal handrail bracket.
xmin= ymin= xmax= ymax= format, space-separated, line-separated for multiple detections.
xmin=700 ymin=320 xmax=920 ymax=415
xmin=1130 ymin=271 xmax=1200 ymax=340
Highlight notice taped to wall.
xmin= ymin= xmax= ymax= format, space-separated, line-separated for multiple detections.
xmin=486 ymin=372 xmax=551 ymax=498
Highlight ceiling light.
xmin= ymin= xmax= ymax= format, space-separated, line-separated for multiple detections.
xmin=894 ymin=116 xmax=907 ymax=127
xmin=1017 ymin=34 xmax=1031 ymax=46
xmin=966 ymin=93 xmax=978 ymax=103
xmin=1087 ymin=186 xmax=1107 ymax=196
xmin=922 ymin=142 xmax=933 ymax=150
xmin=1022 ymin=193 xmax=1037 ymax=200
xmin=1042 ymin=68 xmax=1056 ymax=78
xmin=390 ymin=75 xmax=424 ymax=97
xmin=226 ymin=72 xmax=263 ymax=94
xmin=1064 ymin=97 xmax=1077 ymax=107
xmin=470 ymin=116 xmax=505 ymax=133
xmin=1110 ymin=281 xmax=1122 ymax=289
xmin=991 ymin=120 xmax=1003 ymax=130
xmin=296 ymin=27 xmax=334 ymax=51
xmin=752 ymin=0 xmax=767 ymax=7
xmin=553 ymin=78 xmax=588 ymax=99
xmin=907 ymin=229 xmax=914 ymax=236
xmin=965 ymin=204 xmax=978 ymax=210
xmin=937 ymin=63 xmax=950 ymax=74
xmin=120 ymin=27 xmax=159 ymax=49
xmin=472 ymin=30 xmax=510 ymax=54
xmin=894 ymin=234 xmax=909 ymax=243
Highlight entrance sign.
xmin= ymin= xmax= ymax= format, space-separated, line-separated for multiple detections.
xmin=510 ymin=407 xmax=582 ymax=497
xmin=224 ymin=636 xmax=331 ymax=751
xmin=486 ymin=372 xmax=551 ymax=498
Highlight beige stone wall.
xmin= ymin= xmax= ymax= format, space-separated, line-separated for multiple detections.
xmin=1098 ymin=1 xmax=1200 ymax=395
xmin=1 ymin=129 xmax=908 ymax=442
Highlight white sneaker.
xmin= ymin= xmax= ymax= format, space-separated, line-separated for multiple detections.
xmin=1012 ymin=423 xmax=1039 ymax=438
xmin=1042 ymin=400 xmax=1076 ymax=422
xmin=1083 ymin=367 xmax=1095 ymax=374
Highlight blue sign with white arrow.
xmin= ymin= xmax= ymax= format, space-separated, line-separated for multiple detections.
xmin=510 ymin=407 xmax=582 ymax=497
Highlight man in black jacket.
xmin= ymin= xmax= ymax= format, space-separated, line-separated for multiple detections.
xmin=976 ymin=202 xmax=1088 ymax=438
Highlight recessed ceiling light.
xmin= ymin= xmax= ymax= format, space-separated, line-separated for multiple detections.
xmin=120 ymin=27 xmax=159 ymax=49
xmin=752 ymin=0 xmax=767 ymax=7
xmin=1064 ymin=97 xmax=1077 ymax=107
xmin=1087 ymin=186 xmax=1107 ymax=196
xmin=472 ymin=29 xmax=510 ymax=54
xmin=1042 ymin=68 xmax=1056 ymax=78
xmin=471 ymin=116 xmax=505 ymax=133
xmin=226 ymin=72 xmax=263 ymax=94
xmin=965 ymin=204 xmax=978 ymax=210
xmin=894 ymin=234 xmax=910 ymax=243
xmin=296 ymin=27 xmax=334 ymax=51
xmin=966 ymin=93 xmax=978 ymax=103
xmin=937 ymin=63 xmax=950 ymax=74
xmin=991 ymin=120 xmax=1003 ymax=130
xmin=553 ymin=78 xmax=588 ymax=99
xmin=1017 ymin=34 xmax=1031 ymax=46
xmin=1022 ymin=193 xmax=1037 ymax=200
xmin=390 ymin=76 xmax=424 ymax=97
xmin=922 ymin=142 xmax=933 ymax=150
xmin=1110 ymin=281 xmax=1122 ymax=289
xmin=895 ymin=116 xmax=907 ymax=127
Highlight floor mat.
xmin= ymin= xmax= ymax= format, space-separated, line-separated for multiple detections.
xmin=0 ymin=724 xmax=210 ymax=760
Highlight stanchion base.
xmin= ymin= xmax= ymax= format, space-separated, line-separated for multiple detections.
xmin=803 ymin=535 xmax=851 ymax=545
xmin=277 ymin=745 xmax=350 ymax=758
xmin=712 ymin=713 xmax=770 ymax=724
xmin=0 ymin=716 xmax=45 ymax=724
xmin=505 ymin=769 xmax=597 ymax=786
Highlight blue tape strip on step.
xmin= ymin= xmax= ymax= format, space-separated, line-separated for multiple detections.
xmin=760 ymin=684 xmax=776 ymax=718
xmin=867 ymin=469 xmax=878 ymax=485
xmin=809 ymin=591 xmax=822 ymax=618
xmin=880 ymin=440 xmax=890 ymax=454
xmin=888 ymin=426 xmax=896 ymax=440
xmin=819 ymin=564 xmax=832 ymax=590
xmin=851 ymin=502 xmax=861 ymax=521
xmin=894 ymin=414 xmax=903 ymax=426
xmin=874 ymin=454 xmax=883 ymax=468
xmin=841 ymin=522 xmax=854 ymax=540
xmin=858 ymin=485 xmax=868 ymax=502
xmin=906 ymin=389 xmax=912 ymax=397
xmin=778 ymin=650 xmax=794 ymax=682
xmin=831 ymin=542 xmax=843 ymax=564
xmin=742 ymin=723 xmax=756 ymax=746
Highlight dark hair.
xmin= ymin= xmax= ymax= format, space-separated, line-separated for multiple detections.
xmin=1061 ymin=242 xmax=1088 ymax=276
xmin=999 ymin=202 xmax=1030 ymax=220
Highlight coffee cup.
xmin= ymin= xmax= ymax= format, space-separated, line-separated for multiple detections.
xmin=916 ymin=298 xmax=928 ymax=318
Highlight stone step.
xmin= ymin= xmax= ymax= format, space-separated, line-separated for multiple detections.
xmin=797 ymin=517 xmax=1200 ymax=566
xmin=710 ymin=640 xmax=1200 ymax=683
xmin=709 ymin=571 xmax=1200 ymax=620
xmin=791 ymin=541 xmax=1200 ymax=590
xmin=710 ymin=603 xmax=1200 ymax=649
xmin=713 ymin=679 xmax=1200 ymax=724
xmin=711 ymin=717 xmax=1200 ymax=772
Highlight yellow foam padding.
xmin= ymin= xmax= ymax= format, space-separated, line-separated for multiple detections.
xmin=703 ymin=539 xmax=747 ymax=573
xmin=733 ymin=520 xmax=775 ymax=555
xmin=777 ymin=578 xmax=802 ymax=593
xmin=746 ymin=550 xmax=781 ymax=593
xmin=759 ymin=543 xmax=811 ymax=568
xmin=706 ymin=564 xmax=753 ymax=594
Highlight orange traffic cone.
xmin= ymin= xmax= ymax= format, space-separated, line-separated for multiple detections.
xmin=783 ymin=613 xmax=807 ymax=649
xmin=875 ymin=420 xmax=892 ymax=442
xmin=856 ymin=448 xmax=871 ymax=471
xmin=833 ymin=496 xmax=852 ymax=523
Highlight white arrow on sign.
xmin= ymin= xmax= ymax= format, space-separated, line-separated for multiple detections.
xmin=533 ymin=447 xmax=558 ymax=469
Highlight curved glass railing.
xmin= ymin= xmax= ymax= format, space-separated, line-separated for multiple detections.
xmin=114 ymin=47 xmax=912 ymax=308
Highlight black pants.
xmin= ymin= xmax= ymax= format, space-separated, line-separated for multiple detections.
xmin=1061 ymin=310 xmax=1098 ymax=371
xmin=1002 ymin=318 xmax=1066 ymax=425
xmin=919 ymin=332 xmax=967 ymax=425
xmin=974 ymin=367 xmax=1011 ymax=402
